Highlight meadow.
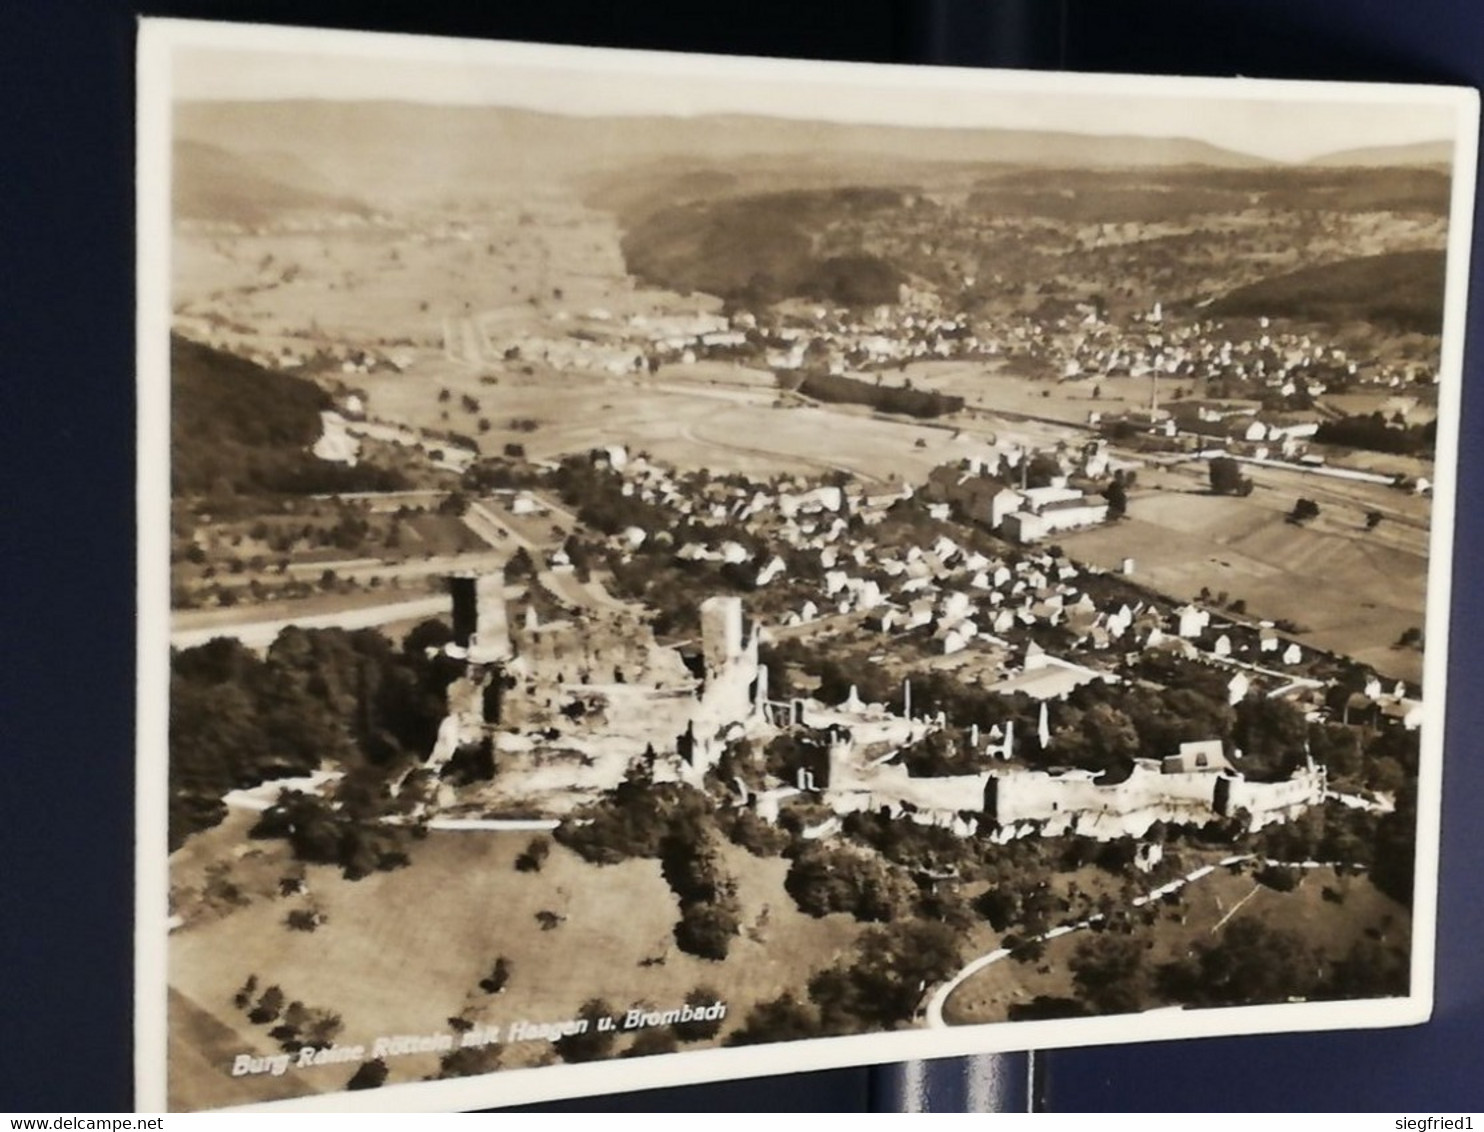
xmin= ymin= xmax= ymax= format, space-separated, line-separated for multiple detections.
xmin=168 ymin=821 xmax=867 ymax=1108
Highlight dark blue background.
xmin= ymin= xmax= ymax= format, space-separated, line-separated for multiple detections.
xmin=4 ymin=0 xmax=1480 ymax=1113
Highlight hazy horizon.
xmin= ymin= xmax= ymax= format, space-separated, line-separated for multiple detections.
xmin=160 ymin=29 xmax=1462 ymax=164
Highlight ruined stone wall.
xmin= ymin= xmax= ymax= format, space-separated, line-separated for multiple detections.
xmin=986 ymin=764 xmax=1221 ymax=825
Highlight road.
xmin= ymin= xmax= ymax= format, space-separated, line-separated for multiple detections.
xmin=922 ymin=853 xmax=1253 ymax=1028
xmin=923 ymin=853 xmax=1363 ymax=1028
xmin=170 ymin=595 xmax=451 ymax=651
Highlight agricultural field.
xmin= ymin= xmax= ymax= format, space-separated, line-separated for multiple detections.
xmin=882 ymin=360 xmax=1138 ymax=427
xmin=1059 ymin=464 xmax=1429 ymax=682
xmin=354 ymin=360 xmax=998 ymax=484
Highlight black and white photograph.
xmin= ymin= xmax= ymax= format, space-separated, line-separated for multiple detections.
xmin=136 ymin=19 xmax=1477 ymax=1112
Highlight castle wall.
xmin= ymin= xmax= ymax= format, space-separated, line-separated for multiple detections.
xmin=986 ymin=764 xmax=1221 ymax=825
xmin=984 ymin=762 xmax=1324 ymax=839
xmin=1217 ymin=768 xmax=1326 ymax=822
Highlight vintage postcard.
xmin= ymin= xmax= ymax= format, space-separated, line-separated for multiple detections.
xmin=136 ymin=18 xmax=1478 ymax=1111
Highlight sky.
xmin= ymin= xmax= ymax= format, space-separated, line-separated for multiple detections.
xmin=151 ymin=20 xmax=1466 ymax=164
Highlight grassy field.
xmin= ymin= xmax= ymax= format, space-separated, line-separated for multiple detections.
xmin=168 ymin=823 xmax=866 ymax=1108
xmin=174 ymin=201 xmax=635 ymax=347
xmin=1058 ymin=466 xmax=1429 ymax=683
xmin=887 ymin=360 xmax=1160 ymax=427
xmin=942 ymin=865 xmax=1409 ymax=1026
xmin=355 ymin=360 xmax=1005 ymax=485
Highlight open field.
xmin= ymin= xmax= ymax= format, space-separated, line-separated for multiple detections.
xmin=355 ymin=362 xmax=1013 ymax=484
xmin=174 ymin=197 xmax=730 ymax=364
xmin=169 ymin=987 xmax=327 ymax=1111
xmin=175 ymin=201 xmax=633 ymax=347
xmin=168 ymin=823 xmax=867 ymax=1108
xmin=941 ymin=865 xmax=1408 ymax=1026
xmin=1059 ymin=464 xmax=1428 ymax=683
xmin=887 ymin=360 xmax=1163 ymax=427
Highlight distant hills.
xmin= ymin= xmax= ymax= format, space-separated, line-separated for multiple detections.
xmin=174 ymin=139 xmax=371 ymax=225
xmin=1307 ymin=140 xmax=1454 ymax=168
xmin=169 ymin=100 xmax=1456 ymax=333
xmin=172 ymin=100 xmax=1274 ymax=212
xmin=622 ymin=187 xmax=910 ymax=307
xmin=172 ymin=99 xmax=1456 ymax=226
xmin=1207 ymin=250 xmax=1447 ymax=334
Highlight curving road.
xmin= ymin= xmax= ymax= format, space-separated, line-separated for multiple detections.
xmin=924 ymin=853 xmax=1255 ymax=1028
xmin=924 ymin=854 xmax=1364 ymax=1028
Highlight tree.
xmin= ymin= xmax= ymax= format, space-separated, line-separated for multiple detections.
xmin=675 ymin=900 xmax=741 ymax=961
xmin=248 ymin=985 xmax=286 ymax=1025
xmin=346 ymin=1058 xmax=388 ymax=1090
xmin=503 ymin=547 xmax=536 ymax=582
xmin=433 ymin=1044 xmax=501 ymax=1079
xmin=285 ymin=908 xmax=320 ymax=932
xmin=1370 ymin=779 xmax=1418 ymax=907
xmin=1255 ymin=864 xmax=1301 ymax=892
xmin=673 ymin=986 xmax=727 ymax=1042
xmin=785 ymin=843 xmax=914 ymax=922
xmin=622 ymin=1029 xmax=679 ymax=1058
xmin=1208 ymin=456 xmax=1250 ymax=496
xmin=1289 ymin=498 xmax=1320 ymax=524
xmin=1325 ymin=935 xmax=1409 ymax=1000
xmin=724 ymin=993 xmax=821 ymax=1046
xmin=553 ymin=999 xmax=618 ymax=1064
xmin=478 ymin=957 xmax=512 ymax=994
xmin=808 ymin=921 xmax=962 ymax=1033
xmin=1366 ymin=510 xmax=1384 ymax=530
xmin=1069 ymin=935 xmax=1148 ymax=1015
xmin=1159 ymin=919 xmax=1321 ymax=1007
xmin=233 ymin=974 xmax=259 ymax=1010
xmin=1024 ymin=452 xmax=1063 ymax=489
xmin=515 ymin=837 xmax=550 ymax=873
xmin=1233 ymin=697 xmax=1308 ymax=781
xmin=974 ymin=886 xmax=1020 ymax=932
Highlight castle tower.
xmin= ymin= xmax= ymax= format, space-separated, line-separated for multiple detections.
xmin=699 ymin=595 xmax=745 ymax=681
xmin=449 ymin=573 xmax=511 ymax=664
